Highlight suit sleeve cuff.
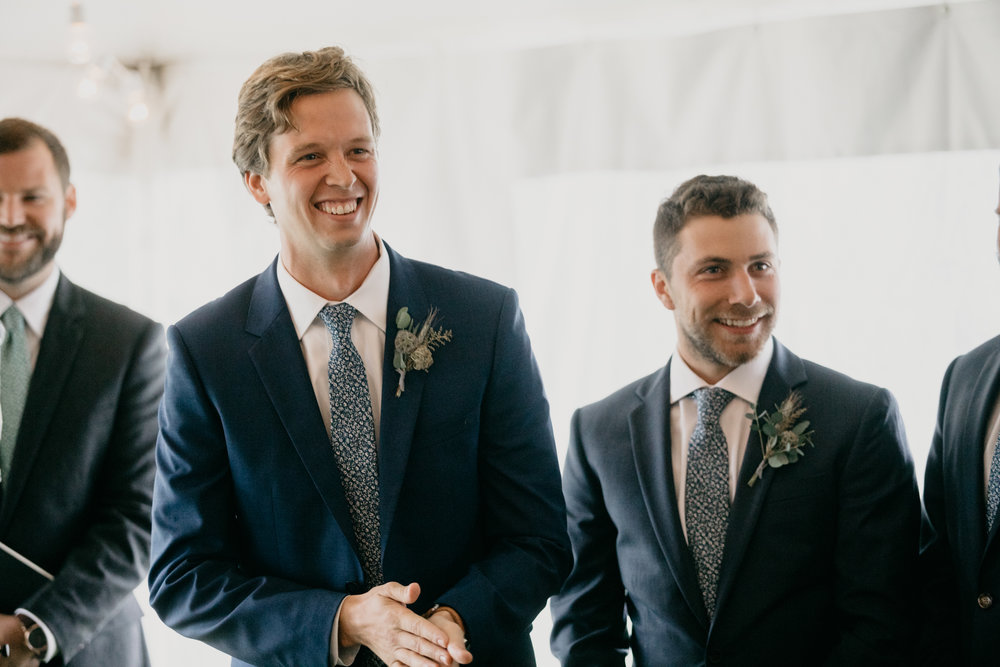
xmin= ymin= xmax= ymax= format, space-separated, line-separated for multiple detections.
xmin=329 ymin=601 xmax=360 ymax=666
xmin=15 ymin=608 xmax=58 ymax=663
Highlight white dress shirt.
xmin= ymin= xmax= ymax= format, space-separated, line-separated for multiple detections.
xmin=669 ymin=337 xmax=774 ymax=542
xmin=0 ymin=266 xmax=61 ymax=663
xmin=275 ymin=238 xmax=390 ymax=666
xmin=276 ymin=238 xmax=389 ymax=443
xmin=0 ymin=266 xmax=60 ymax=369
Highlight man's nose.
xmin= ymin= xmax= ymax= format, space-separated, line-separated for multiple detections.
xmin=729 ymin=270 xmax=761 ymax=307
xmin=0 ymin=196 xmax=24 ymax=227
xmin=324 ymin=155 xmax=357 ymax=188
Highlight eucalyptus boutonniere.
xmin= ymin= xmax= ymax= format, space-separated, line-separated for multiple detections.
xmin=392 ymin=306 xmax=453 ymax=397
xmin=746 ymin=391 xmax=815 ymax=487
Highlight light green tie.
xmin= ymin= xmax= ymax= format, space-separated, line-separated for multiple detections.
xmin=0 ymin=306 xmax=30 ymax=486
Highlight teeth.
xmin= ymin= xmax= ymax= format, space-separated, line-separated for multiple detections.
xmin=720 ymin=317 xmax=761 ymax=327
xmin=318 ymin=200 xmax=357 ymax=215
xmin=0 ymin=232 xmax=30 ymax=241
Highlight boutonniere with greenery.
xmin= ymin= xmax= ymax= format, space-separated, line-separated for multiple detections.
xmin=392 ymin=306 xmax=453 ymax=397
xmin=745 ymin=390 xmax=814 ymax=487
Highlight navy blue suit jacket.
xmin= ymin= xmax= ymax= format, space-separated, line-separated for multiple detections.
xmin=551 ymin=340 xmax=921 ymax=666
xmin=921 ymin=334 xmax=1000 ymax=665
xmin=148 ymin=245 xmax=570 ymax=666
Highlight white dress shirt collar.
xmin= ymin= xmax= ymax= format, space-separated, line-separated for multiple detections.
xmin=0 ymin=267 xmax=61 ymax=340
xmin=669 ymin=336 xmax=775 ymax=406
xmin=276 ymin=236 xmax=390 ymax=339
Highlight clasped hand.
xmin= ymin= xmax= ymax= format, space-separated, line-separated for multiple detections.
xmin=0 ymin=615 xmax=39 ymax=667
xmin=339 ymin=582 xmax=473 ymax=666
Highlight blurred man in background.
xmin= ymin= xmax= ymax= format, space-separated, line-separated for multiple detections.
xmin=0 ymin=117 xmax=164 ymax=665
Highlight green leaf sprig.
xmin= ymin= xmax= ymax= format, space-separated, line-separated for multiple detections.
xmin=746 ymin=390 xmax=814 ymax=487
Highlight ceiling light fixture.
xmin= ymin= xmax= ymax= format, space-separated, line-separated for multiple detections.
xmin=67 ymin=1 xmax=91 ymax=65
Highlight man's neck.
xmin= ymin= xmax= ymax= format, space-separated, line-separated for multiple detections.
xmin=676 ymin=349 xmax=734 ymax=386
xmin=281 ymin=237 xmax=380 ymax=302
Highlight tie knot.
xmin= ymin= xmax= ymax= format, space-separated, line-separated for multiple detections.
xmin=693 ymin=387 xmax=734 ymax=423
xmin=318 ymin=303 xmax=357 ymax=338
xmin=1 ymin=306 xmax=25 ymax=335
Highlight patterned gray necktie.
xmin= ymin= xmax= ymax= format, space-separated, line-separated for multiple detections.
xmin=318 ymin=303 xmax=383 ymax=589
xmin=686 ymin=386 xmax=734 ymax=618
xmin=0 ymin=306 xmax=30 ymax=488
xmin=986 ymin=433 xmax=1000 ymax=534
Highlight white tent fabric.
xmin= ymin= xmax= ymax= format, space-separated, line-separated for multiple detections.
xmin=2 ymin=1 xmax=1000 ymax=664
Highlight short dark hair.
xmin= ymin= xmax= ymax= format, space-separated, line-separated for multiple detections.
xmin=0 ymin=117 xmax=71 ymax=188
xmin=233 ymin=46 xmax=379 ymax=177
xmin=653 ymin=174 xmax=776 ymax=274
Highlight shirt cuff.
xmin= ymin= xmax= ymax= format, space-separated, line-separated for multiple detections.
xmin=14 ymin=608 xmax=58 ymax=663
xmin=329 ymin=601 xmax=360 ymax=666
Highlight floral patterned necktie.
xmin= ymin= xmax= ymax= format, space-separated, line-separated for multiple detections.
xmin=685 ymin=387 xmax=734 ymax=618
xmin=987 ymin=433 xmax=1000 ymax=535
xmin=319 ymin=303 xmax=383 ymax=588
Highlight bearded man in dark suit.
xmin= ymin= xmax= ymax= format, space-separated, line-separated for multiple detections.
xmin=550 ymin=174 xmax=921 ymax=666
xmin=0 ymin=117 xmax=164 ymax=665
xmin=920 ymin=169 xmax=1000 ymax=665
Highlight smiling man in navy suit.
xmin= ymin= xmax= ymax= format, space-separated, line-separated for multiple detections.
xmin=920 ymin=170 xmax=1000 ymax=665
xmin=147 ymin=47 xmax=570 ymax=666
xmin=550 ymin=175 xmax=922 ymax=666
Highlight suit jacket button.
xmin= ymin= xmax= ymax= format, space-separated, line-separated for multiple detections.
xmin=707 ymin=649 xmax=723 ymax=664
xmin=978 ymin=593 xmax=993 ymax=609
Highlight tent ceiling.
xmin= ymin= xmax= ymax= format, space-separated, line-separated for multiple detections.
xmin=2 ymin=0 xmax=963 ymax=66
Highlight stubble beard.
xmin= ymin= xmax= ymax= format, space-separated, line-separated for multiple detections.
xmin=0 ymin=227 xmax=63 ymax=285
xmin=681 ymin=310 xmax=775 ymax=371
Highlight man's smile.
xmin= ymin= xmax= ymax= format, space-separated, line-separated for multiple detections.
xmin=316 ymin=199 xmax=359 ymax=215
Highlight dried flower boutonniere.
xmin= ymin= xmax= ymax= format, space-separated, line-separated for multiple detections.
xmin=392 ymin=306 xmax=453 ymax=397
xmin=746 ymin=390 xmax=815 ymax=487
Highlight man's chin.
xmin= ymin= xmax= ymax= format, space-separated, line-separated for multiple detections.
xmin=715 ymin=336 xmax=770 ymax=367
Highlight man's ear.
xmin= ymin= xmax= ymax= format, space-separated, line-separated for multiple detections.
xmin=63 ymin=183 xmax=77 ymax=220
xmin=244 ymin=171 xmax=270 ymax=206
xmin=651 ymin=268 xmax=676 ymax=310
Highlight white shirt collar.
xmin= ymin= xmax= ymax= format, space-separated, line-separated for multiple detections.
xmin=669 ymin=336 xmax=775 ymax=407
xmin=0 ymin=266 xmax=61 ymax=339
xmin=276 ymin=236 xmax=390 ymax=340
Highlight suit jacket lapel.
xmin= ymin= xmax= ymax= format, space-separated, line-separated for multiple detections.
xmin=0 ymin=276 xmax=85 ymax=529
xmin=629 ymin=362 xmax=710 ymax=627
xmin=245 ymin=261 xmax=361 ymax=556
xmin=714 ymin=339 xmax=806 ymax=618
xmin=965 ymin=347 xmax=1000 ymax=561
xmin=377 ymin=246 xmax=429 ymax=553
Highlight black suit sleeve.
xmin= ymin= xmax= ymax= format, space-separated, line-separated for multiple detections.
xmin=824 ymin=387 xmax=921 ymax=666
xmin=918 ymin=360 xmax=962 ymax=664
xmin=25 ymin=318 xmax=164 ymax=663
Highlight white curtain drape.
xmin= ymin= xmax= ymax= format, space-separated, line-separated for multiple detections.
xmin=2 ymin=2 xmax=999 ymax=664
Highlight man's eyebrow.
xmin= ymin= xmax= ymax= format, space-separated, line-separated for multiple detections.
xmin=286 ymin=141 xmax=324 ymax=154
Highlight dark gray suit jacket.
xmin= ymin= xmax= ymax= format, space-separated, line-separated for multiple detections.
xmin=921 ymin=334 xmax=1000 ymax=665
xmin=551 ymin=339 xmax=921 ymax=666
xmin=0 ymin=275 xmax=164 ymax=666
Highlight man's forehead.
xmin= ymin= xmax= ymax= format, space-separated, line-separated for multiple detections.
xmin=0 ymin=140 xmax=58 ymax=183
xmin=679 ymin=214 xmax=776 ymax=245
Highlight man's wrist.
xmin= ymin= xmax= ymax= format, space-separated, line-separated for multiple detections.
xmin=15 ymin=614 xmax=48 ymax=660
xmin=423 ymin=604 xmax=469 ymax=648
